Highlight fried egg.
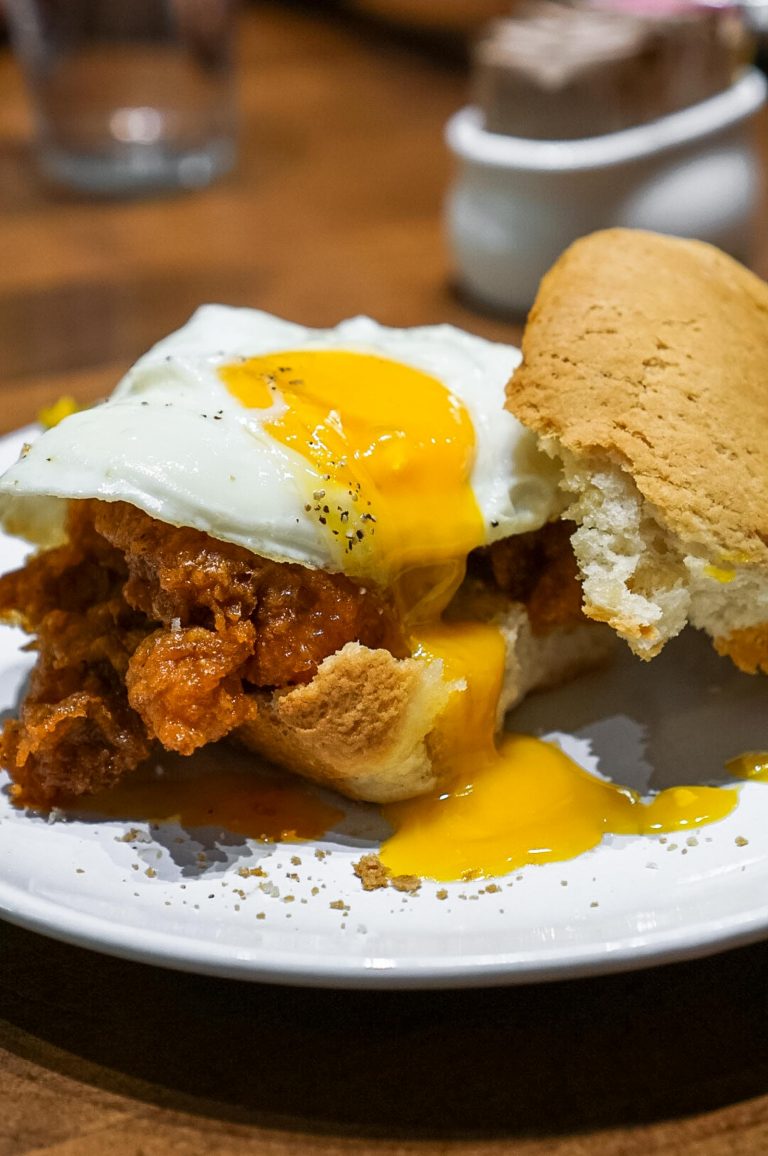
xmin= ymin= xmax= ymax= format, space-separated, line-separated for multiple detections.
xmin=0 ymin=308 xmax=561 ymax=593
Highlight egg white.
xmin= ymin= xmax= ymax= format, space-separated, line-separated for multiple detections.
xmin=0 ymin=308 xmax=561 ymax=573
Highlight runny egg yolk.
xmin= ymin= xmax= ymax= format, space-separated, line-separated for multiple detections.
xmin=220 ymin=351 xmax=484 ymax=590
xmin=221 ymin=350 xmax=739 ymax=882
xmin=727 ymin=752 xmax=768 ymax=781
xmin=380 ymin=622 xmax=737 ymax=881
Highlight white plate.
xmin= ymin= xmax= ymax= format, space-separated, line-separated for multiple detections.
xmin=1 ymin=428 xmax=768 ymax=989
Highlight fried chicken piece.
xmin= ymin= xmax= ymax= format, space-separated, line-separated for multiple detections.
xmin=127 ymin=622 xmax=259 ymax=753
xmin=0 ymin=499 xmax=404 ymax=804
xmin=1 ymin=658 xmax=151 ymax=807
xmin=94 ymin=501 xmax=405 ymax=685
xmin=0 ymin=500 xmax=583 ymax=806
xmin=480 ymin=521 xmax=584 ymax=633
xmin=0 ymin=502 xmax=128 ymax=630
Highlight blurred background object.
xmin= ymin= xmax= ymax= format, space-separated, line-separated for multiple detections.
xmin=345 ymin=0 xmax=514 ymax=37
xmin=741 ymin=0 xmax=768 ymax=69
xmin=474 ymin=0 xmax=751 ymax=139
xmin=444 ymin=0 xmax=765 ymax=315
xmin=5 ymin=0 xmax=237 ymax=195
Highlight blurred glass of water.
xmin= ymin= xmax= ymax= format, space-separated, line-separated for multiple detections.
xmin=7 ymin=0 xmax=238 ymax=194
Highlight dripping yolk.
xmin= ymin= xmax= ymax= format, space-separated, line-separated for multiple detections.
xmin=220 ymin=348 xmax=739 ymax=880
xmin=220 ymin=350 xmax=485 ymax=589
xmin=380 ymin=621 xmax=738 ymax=882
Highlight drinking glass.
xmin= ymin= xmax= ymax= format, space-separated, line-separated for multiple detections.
xmin=7 ymin=0 xmax=238 ymax=194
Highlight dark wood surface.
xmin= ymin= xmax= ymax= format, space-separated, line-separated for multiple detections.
xmin=3 ymin=4 xmax=768 ymax=1153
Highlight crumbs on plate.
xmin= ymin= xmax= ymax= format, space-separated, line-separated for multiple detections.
xmin=353 ymin=853 xmax=421 ymax=894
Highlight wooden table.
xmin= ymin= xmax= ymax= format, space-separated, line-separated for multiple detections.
xmin=3 ymin=4 xmax=768 ymax=1153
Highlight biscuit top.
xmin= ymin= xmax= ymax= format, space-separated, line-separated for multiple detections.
xmin=507 ymin=228 xmax=768 ymax=567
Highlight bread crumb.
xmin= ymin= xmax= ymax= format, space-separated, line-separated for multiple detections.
xmin=256 ymin=912 xmax=266 ymax=920
xmin=145 ymin=867 xmax=157 ymax=878
xmin=238 ymin=865 xmax=267 ymax=878
xmin=315 ymin=849 xmax=327 ymax=860
xmin=329 ymin=899 xmax=349 ymax=911
xmin=291 ymin=855 xmax=302 ymax=866
xmin=115 ymin=827 xmax=142 ymax=843
xmin=436 ymin=889 xmax=448 ymax=900
xmin=391 ymin=874 xmax=421 ymax=894
xmin=735 ymin=835 xmax=749 ymax=847
xmin=353 ymin=853 xmax=391 ymax=891
xmin=686 ymin=836 xmax=699 ymax=847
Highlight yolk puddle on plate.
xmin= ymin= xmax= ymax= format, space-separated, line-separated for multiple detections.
xmin=74 ymin=770 xmax=343 ymax=843
xmin=379 ymin=621 xmax=738 ymax=882
xmin=726 ymin=752 xmax=768 ymax=782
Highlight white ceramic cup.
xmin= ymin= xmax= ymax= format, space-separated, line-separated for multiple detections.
xmin=445 ymin=68 xmax=767 ymax=315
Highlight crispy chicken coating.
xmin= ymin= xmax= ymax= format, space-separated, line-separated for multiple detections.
xmin=0 ymin=500 xmax=582 ymax=807
xmin=126 ymin=622 xmax=259 ymax=753
xmin=474 ymin=521 xmax=584 ymax=633
xmin=0 ymin=500 xmax=403 ymax=805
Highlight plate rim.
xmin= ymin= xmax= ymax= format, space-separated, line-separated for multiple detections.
xmin=3 ymin=872 xmax=768 ymax=988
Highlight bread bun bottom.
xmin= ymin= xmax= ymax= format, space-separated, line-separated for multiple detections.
xmin=237 ymin=605 xmax=614 ymax=804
